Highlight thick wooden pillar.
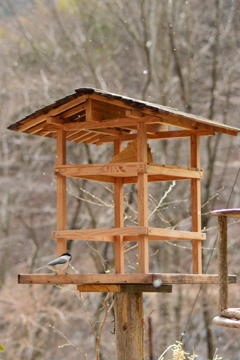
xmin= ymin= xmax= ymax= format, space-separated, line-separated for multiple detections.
xmin=137 ymin=122 xmax=149 ymax=273
xmin=56 ymin=129 xmax=67 ymax=255
xmin=114 ymin=140 xmax=124 ymax=273
xmin=190 ymin=135 xmax=202 ymax=273
xmin=217 ymin=215 xmax=228 ymax=313
xmin=114 ymin=292 xmax=144 ymax=360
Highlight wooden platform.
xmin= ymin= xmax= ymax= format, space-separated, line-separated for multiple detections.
xmin=18 ymin=273 xmax=237 ymax=285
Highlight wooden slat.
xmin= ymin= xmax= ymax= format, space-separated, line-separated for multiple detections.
xmin=56 ymin=129 xmax=67 ymax=255
xmin=147 ymin=227 xmax=206 ymax=241
xmin=114 ymin=140 xmax=125 ymax=273
xmin=18 ymin=273 xmax=237 ymax=285
xmin=85 ymin=133 xmax=102 ymax=145
xmin=147 ymin=164 xmax=203 ymax=179
xmin=191 ymin=134 xmax=202 ymax=274
xmin=52 ymin=227 xmax=148 ymax=240
xmin=67 ymin=130 xmax=90 ymax=142
xmin=137 ymin=122 xmax=149 ymax=273
xmin=76 ymin=131 xmax=97 ymax=143
xmin=54 ymin=163 xmax=146 ymax=178
xmin=52 ymin=227 xmax=206 ymax=242
xmin=69 ymin=174 xmax=115 ymax=183
xmin=77 ymin=284 xmax=172 ymax=293
xmin=211 ymin=208 xmax=240 ymax=218
xmin=97 ymin=129 xmax=215 ymax=145
xmin=122 ymin=175 xmax=194 ymax=184
xmin=61 ymin=102 xmax=86 ymax=119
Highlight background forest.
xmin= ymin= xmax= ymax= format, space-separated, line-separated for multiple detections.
xmin=1 ymin=0 xmax=240 ymax=359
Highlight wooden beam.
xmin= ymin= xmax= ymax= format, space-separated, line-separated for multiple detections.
xmin=97 ymin=129 xmax=215 ymax=145
xmin=52 ymin=226 xmax=147 ymax=240
xmin=137 ymin=122 xmax=149 ymax=273
xmin=67 ymin=174 xmax=115 ymax=184
xmin=46 ymin=116 xmax=64 ymax=126
xmin=147 ymin=227 xmax=206 ymax=241
xmin=77 ymin=284 xmax=172 ymax=293
xmin=147 ymin=164 xmax=203 ymax=179
xmin=18 ymin=273 xmax=237 ymax=285
xmin=52 ymin=227 xmax=205 ymax=242
xmin=190 ymin=134 xmax=202 ymax=274
xmin=56 ymin=129 xmax=67 ymax=256
xmin=54 ymin=163 xmax=146 ymax=178
xmin=114 ymin=140 xmax=125 ymax=273
xmin=211 ymin=208 xmax=240 ymax=218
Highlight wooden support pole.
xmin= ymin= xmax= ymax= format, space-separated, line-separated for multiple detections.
xmin=114 ymin=140 xmax=124 ymax=273
xmin=56 ymin=129 xmax=67 ymax=255
xmin=218 ymin=215 xmax=228 ymax=313
xmin=190 ymin=135 xmax=202 ymax=273
xmin=114 ymin=292 xmax=144 ymax=360
xmin=137 ymin=122 xmax=149 ymax=273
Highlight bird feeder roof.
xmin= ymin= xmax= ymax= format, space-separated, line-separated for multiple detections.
xmin=7 ymin=87 xmax=240 ymax=145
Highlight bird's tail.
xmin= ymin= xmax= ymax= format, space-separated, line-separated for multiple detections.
xmin=35 ymin=266 xmax=46 ymax=272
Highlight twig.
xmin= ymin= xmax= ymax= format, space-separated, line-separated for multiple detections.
xmin=49 ymin=325 xmax=88 ymax=360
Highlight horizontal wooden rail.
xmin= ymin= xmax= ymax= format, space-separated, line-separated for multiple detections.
xmin=52 ymin=227 xmax=206 ymax=242
xmin=52 ymin=226 xmax=147 ymax=241
xmin=18 ymin=273 xmax=237 ymax=285
xmin=54 ymin=163 xmax=146 ymax=178
xmin=77 ymin=284 xmax=172 ymax=293
xmin=53 ymin=163 xmax=203 ymax=183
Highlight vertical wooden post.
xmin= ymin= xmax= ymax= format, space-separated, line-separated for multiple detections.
xmin=114 ymin=140 xmax=124 ymax=273
xmin=56 ymin=129 xmax=67 ymax=256
xmin=114 ymin=292 xmax=144 ymax=360
xmin=218 ymin=215 xmax=228 ymax=313
xmin=190 ymin=135 xmax=202 ymax=274
xmin=137 ymin=122 xmax=149 ymax=273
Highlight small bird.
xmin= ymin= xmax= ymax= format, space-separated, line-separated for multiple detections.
xmin=36 ymin=253 xmax=72 ymax=274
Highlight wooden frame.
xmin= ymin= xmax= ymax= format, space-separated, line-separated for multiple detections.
xmin=11 ymin=89 xmax=240 ymax=287
xmin=56 ymin=129 xmax=67 ymax=256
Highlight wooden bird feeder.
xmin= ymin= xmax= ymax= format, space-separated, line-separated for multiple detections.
xmin=8 ymin=88 xmax=240 ymax=291
xmin=212 ymin=209 xmax=240 ymax=329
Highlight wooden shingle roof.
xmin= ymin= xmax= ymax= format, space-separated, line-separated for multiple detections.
xmin=7 ymin=87 xmax=240 ymax=145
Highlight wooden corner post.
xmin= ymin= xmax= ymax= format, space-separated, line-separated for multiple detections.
xmin=190 ymin=135 xmax=202 ymax=274
xmin=114 ymin=140 xmax=124 ymax=273
xmin=56 ymin=129 xmax=67 ymax=255
xmin=137 ymin=122 xmax=149 ymax=273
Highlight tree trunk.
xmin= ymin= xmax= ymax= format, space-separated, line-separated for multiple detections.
xmin=114 ymin=292 xmax=144 ymax=360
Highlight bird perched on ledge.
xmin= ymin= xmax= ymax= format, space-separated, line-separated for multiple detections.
xmin=36 ymin=253 xmax=72 ymax=274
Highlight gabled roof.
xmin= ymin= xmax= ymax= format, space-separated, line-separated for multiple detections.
xmin=7 ymin=87 xmax=240 ymax=145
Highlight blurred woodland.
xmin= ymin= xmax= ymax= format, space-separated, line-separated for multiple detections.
xmin=1 ymin=0 xmax=240 ymax=359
